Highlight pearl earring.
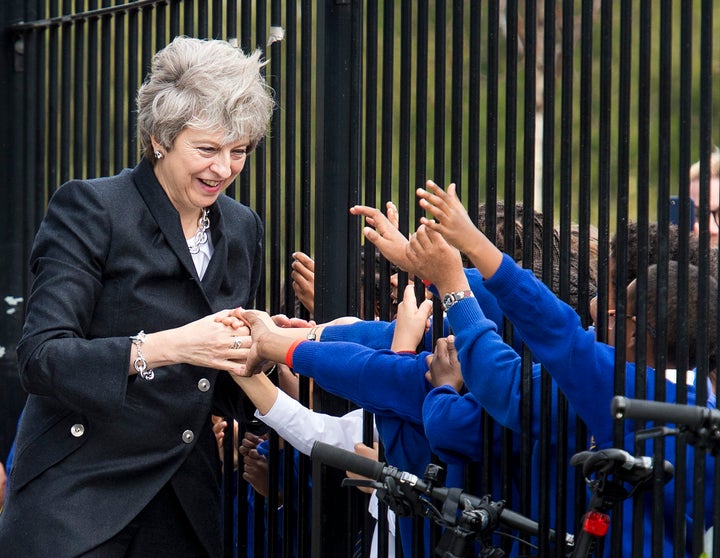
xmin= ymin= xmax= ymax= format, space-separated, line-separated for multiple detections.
xmin=154 ymin=150 xmax=163 ymax=160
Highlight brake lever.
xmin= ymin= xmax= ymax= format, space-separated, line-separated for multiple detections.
xmin=635 ymin=426 xmax=680 ymax=442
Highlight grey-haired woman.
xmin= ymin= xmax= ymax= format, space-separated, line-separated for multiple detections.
xmin=0 ymin=36 xmax=273 ymax=557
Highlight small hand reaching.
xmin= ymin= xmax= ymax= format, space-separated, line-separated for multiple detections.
xmin=406 ymin=225 xmax=468 ymax=296
xmin=425 ymin=336 xmax=463 ymax=392
xmin=391 ymin=284 xmax=433 ymax=353
xmin=350 ymin=202 xmax=412 ymax=272
xmin=416 ymin=181 xmax=503 ymax=279
xmin=291 ymin=251 xmax=316 ymax=314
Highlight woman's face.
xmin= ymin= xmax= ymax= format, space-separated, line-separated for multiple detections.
xmin=153 ymin=127 xmax=249 ymax=215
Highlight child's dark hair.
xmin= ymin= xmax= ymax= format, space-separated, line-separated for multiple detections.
xmin=610 ymin=221 xmax=720 ymax=285
xmin=645 ymin=261 xmax=718 ymax=370
xmin=477 ymin=201 xmax=598 ymax=313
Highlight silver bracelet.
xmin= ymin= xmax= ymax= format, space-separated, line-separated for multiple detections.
xmin=130 ymin=330 xmax=155 ymax=380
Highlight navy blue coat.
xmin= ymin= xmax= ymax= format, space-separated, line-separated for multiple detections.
xmin=0 ymin=158 xmax=263 ymax=556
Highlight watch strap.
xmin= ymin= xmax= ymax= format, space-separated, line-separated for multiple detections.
xmin=442 ymin=289 xmax=474 ymax=311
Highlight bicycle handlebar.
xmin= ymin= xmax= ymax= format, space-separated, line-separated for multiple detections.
xmin=570 ymin=447 xmax=674 ymax=485
xmin=310 ymin=440 xmax=547 ymax=538
xmin=611 ymin=395 xmax=720 ymax=429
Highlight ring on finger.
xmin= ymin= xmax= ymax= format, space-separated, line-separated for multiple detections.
xmin=231 ymin=335 xmax=243 ymax=350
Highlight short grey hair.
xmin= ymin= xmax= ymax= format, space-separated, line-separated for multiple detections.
xmin=136 ymin=36 xmax=274 ymax=161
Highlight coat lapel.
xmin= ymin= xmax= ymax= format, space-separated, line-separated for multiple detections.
xmin=130 ymin=159 xmax=226 ymax=306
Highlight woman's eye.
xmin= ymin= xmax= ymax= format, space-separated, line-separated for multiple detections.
xmin=232 ymin=149 xmax=248 ymax=158
xmin=198 ymin=146 xmax=216 ymax=154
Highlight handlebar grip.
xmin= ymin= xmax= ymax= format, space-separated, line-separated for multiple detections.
xmin=611 ymin=395 xmax=710 ymax=428
xmin=311 ymin=440 xmax=385 ymax=481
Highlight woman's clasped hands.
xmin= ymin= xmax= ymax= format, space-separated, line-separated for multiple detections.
xmin=216 ymin=308 xmax=315 ymax=377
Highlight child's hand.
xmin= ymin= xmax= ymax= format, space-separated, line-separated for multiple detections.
xmin=425 ymin=336 xmax=463 ymax=392
xmin=346 ymin=442 xmax=380 ymax=495
xmin=350 ymin=203 xmax=411 ymax=272
xmin=391 ymin=285 xmax=433 ymax=352
xmin=416 ymin=181 xmax=479 ymax=254
xmin=406 ymin=225 xmax=468 ymax=297
xmin=416 ymin=181 xmax=504 ymax=280
xmin=291 ymin=251 xmax=316 ymax=314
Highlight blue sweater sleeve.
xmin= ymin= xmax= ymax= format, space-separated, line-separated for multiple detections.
xmin=443 ymin=294 xmax=528 ymax=432
xmin=291 ymin=340 xmax=431 ymax=425
xmin=322 ymin=317 xmax=448 ymax=354
xmin=422 ymin=387 xmax=486 ymax=463
xmin=320 ymin=320 xmax=396 ymax=348
xmin=482 ymin=254 xmax=657 ymax=444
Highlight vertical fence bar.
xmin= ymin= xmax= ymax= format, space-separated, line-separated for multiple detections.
xmin=113 ymin=11 xmax=125 ymax=173
xmin=100 ymin=7 xmax=111 ymax=176
xmin=694 ymin=1 xmax=714 ymax=554
xmin=86 ymin=13 xmax=98 ymax=176
xmin=482 ymin=2 xmax=500 ymax=530
xmin=674 ymin=1 xmax=693 ymax=553
xmin=633 ymin=1 xmax=652 ymax=554
xmin=238 ymin=0 xmax=252 ymax=203
xmin=197 ymin=0 xmax=208 ymax=39
xmin=127 ymin=7 xmax=139 ymax=163
xmin=540 ymin=2 xmax=566 ymax=556
xmin=377 ymin=0 xmax=394 ymax=327
xmin=212 ymin=0 xmax=222 ymax=38
xmin=613 ymin=0 xmax=636 ymax=549
xmin=413 ymin=0 xmax=428 ymax=314
xmin=466 ymin=1 xmax=480 ymax=223
xmin=60 ymin=2 xmax=72 ymax=184
xmin=297 ymin=1 xmax=313 ymax=554
xmin=313 ymin=1 xmax=357 ymax=555
xmin=184 ymin=0 xmax=194 ymax=38
xmin=169 ymin=0 xmax=179 ymax=38
xmin=574 ymin=2 xmax=593 ymax=528
xmin=433 ymin=1 xmax=445 ymax=187
xmin=450 ymin=0 xmax=463 ymax=191
xmin=72 ymin=5 xmax=84 ymax=178
xmin=653 ymin=2 xmax=673 ymax=554
xmin=555 ymin=2 xmax=573 ymax=555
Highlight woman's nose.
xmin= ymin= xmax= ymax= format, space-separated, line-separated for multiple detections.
xmin=210 ymin=152 xmax=232 ymax=177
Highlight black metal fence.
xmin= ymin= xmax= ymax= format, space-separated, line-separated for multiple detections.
xmin=1 ymin=1 xmax=719 ymax=557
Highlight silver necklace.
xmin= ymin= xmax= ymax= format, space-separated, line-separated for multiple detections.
xmin=188 ymin=208 xmax=210 ymax=254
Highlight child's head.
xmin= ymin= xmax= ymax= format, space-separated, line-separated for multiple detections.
xmin=626 ymin=261 xmax=718 ymax=371
xmin=477 ymin=201 xmax=597 ymax=313
xmin=608 ymin=221 xmax=718 ymax=310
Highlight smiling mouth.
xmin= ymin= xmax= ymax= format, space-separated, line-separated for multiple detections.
xmin=200 ymin=179 xmax=222 ymax=188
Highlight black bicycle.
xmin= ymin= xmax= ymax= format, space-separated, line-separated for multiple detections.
xmin=311 ymin=441 xmax=673 ymax=557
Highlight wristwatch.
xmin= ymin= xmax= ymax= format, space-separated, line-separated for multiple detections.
xmin=441 ymin=289 xmax=474 ymax=311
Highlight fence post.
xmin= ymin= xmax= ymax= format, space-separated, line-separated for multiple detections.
xmin=312 ymin=0 xmax=363 ymax=556
xmin=0 ymin=0 xmax=28 ymax=462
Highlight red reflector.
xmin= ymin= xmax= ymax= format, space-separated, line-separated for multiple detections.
xmin=582 ymin=511 xmax=610 ymax=537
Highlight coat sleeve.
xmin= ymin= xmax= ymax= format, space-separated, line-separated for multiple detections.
xmin=17 ymin=181 xmax=130 ymax=418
